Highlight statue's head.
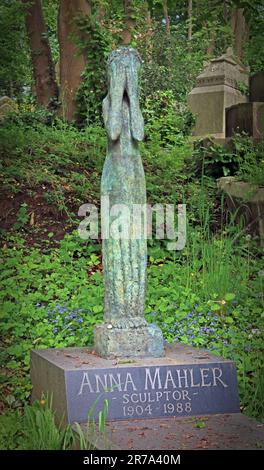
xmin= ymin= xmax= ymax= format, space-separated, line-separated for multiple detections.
xmin=103 ymin=47 xmax=144 ymax=142
xmin=107 ymin=47 xmax=142 ymax=70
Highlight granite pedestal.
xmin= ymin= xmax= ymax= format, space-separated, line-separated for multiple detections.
xmin=31 ymin=343 xmax=240 ymax=425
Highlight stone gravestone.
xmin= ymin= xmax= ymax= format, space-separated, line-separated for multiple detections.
xmin=250 ymin=71 xmax=264 ymax=102
xmin=223 ymin=71 xmax=264 ymax=245
xmin=226 ymin=70 xmax=264 ymax=140
xmin=31 ymin=48 xmax=240 ymax=425
xmin=0 ymin=96 xmax=18 ymax=121
xmin=226 ymin=102 xmax=264 ymax=139
xmin=188 ymin=47 xmax=249 ymax=140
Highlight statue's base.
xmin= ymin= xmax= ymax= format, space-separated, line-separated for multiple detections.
xmin=30 ymin=343 xmax=240 ymax=424
xmin=94 ymin=323 xmax=164 ymax=358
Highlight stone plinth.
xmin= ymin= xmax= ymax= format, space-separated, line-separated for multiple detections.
xmin=94 ymin=323 xmax=164 ymax=358
xmin=31 ymin=344 xmax=240 ymax=425
xmin=226 ymin=102 xmax=264 ymax=138
xmin=188 ymin=48 xmax=249 ymax=139
xmin=218 ymin=176 xmax=264 ymax=245
xmin=250 ymin=71 xmax=264 ymax=102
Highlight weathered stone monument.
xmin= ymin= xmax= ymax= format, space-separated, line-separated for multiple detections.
xmin=226 ymin=69 xmax=264 ymax=140
xmin=188 ymin=48 xmax=249 ymax=140
xmin=220 ymin=71 xmax=264 ymax=246
xmin=31 ymin=48 xmax=241 ymax=431
xmin=0 ymin=96 xmax=18 ymax=121
xmin=217 ymin=177 xmax=264 ymax=245
xmin=250 ymin=71 xmax=264 ymax=102
xmin=226 ymin=102 xmax=264 ymax=139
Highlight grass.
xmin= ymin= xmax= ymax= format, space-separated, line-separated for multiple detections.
xmin=74 ymin=397 xmax=109 ymax=450
xmin=0 ymin=394 xmax=109 ymax=450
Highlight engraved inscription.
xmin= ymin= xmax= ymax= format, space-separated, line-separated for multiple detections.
xmin=68 ymin=363 xmax=239 ymax=422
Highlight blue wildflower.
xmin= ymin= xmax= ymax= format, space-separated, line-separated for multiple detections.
xmin=52 ymin=328 xmax=58 ymax=334
xmin=58 ymin=307 xmax=67 ymax=314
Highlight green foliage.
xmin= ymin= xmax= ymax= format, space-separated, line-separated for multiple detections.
xmin=21 ymin=396 xmax=74 ymax=450
xmin=187 ymin=140 xmax=241 ymax=179
xmin=146 ymin=230 xmax=264 ymax=420
xmin=143 ymin=90 xmax=194 ymax=147
xmin=75 ymin=15 xmax=112 ymax=125
xmin=4 ymin=106 xmax=57 ymax=128
xmin=139 ymin=23 xmax=207 ymax=103
xmin=1 ymin=219 xmax=264 ymax=421
xmin=195 ymin=420 xmax=206 ymax=429
xmin=0 ymin=230 xmax=103 ymax=355
xmin=0 ymin=114 xmax=195 ymax=222
xmin=244 ymin=3 xmax=264 ymax=72
xmin=14 ymin=203 xmax=29 ymax=230
xmin=74 ymin=397 xmax=109 ymax=450
xmin=0 ymin=116 xmax=106 ymax=213
xmin=0 ymin=118 xmax=263 ymax=434
xmin=187 ymin=135 xmax=264 ymax=184
xmin=234 ymin=135 xmax=264 ymax=186
xmin=0 ymin=0 xmax=31 ymax=98
xmin=0 ymin=398 xmax=73 ymax=450
xmin=0 ymin=411 xmax=23 ymax=450
xmin=42 ymin=0 xmax=60 ymax=65
xmin=0 ymin=394 xmax=110 ymax=450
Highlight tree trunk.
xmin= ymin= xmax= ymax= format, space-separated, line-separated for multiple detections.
xmin=145 ymin=9 xmax=154 ymax=62
xmin=188 ymin=0 xmax=192 ymax=41
xmin=121 ymin=0 xmax=135 ymax=45
xmin=22 ymin=0 xmax=58 ymax=108
xmin=58 ymin=0 xmax=91 ymax=122
xmin=163 ymin=0 xmax=170 ymax=35
xmin=97 ymin=5 xmax=105 ymax=22
xmin=223 ymin=0 xmax=228 ymax=22
xmin=231 ymin=7 xmax=248 ymax=59
xmin=207 ymin=26 xmax=215 ymax=56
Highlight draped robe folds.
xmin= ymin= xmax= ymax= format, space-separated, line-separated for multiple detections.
xmin=101 ymin=48 xmax=147 ymax=328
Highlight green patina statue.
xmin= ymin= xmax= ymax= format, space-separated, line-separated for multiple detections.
xmin=94 ymin=47 xmax=164 ymax=358
xmin=102 ymin=47 xmax=146 ymax=329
